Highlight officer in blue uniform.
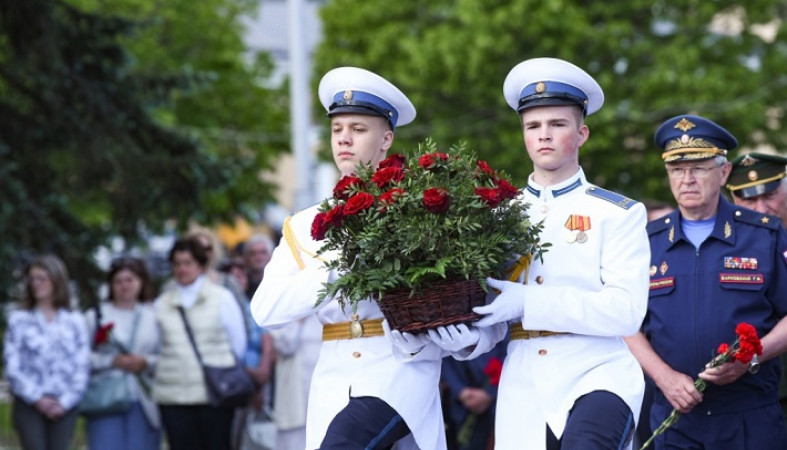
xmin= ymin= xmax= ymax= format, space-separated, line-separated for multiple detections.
xmin=625 ymin=115 xmax=787 ymax=449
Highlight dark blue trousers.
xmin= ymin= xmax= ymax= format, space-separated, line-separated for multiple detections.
xmin=546 ymin=390 xmax=635 ymax=450
xmin=650 ymin=401 xmax=787 ymax=449
xmin=320 ymin=396 xmax=411 ymax=449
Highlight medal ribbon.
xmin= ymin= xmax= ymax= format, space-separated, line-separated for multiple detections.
xmin=564 ymin=215 xmax=591 ymax=231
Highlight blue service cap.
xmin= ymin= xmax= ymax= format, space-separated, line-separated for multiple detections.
xmin=503 ymin=57 xmax=604 ymax=116
xmin=654 ymin=115 xmax=737 ymax=163
xmin=318 ymin=67 xmax=416 ymax=130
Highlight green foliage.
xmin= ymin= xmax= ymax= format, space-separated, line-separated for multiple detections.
xmin=315 ymin=0 xmax=787 ymax=203
xmin=0 ymin=0 xmax=287 ymax=304
xmin=313 ymin=139 xmax=547 ymax=311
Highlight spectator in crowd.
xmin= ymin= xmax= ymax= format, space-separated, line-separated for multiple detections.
xmin=242 ymin=234 xmax=274 ymax=299
xmin=625 ymin=115 xmax=787 ymax=448
xmin=153 ymin=237 xmax=247 ymax=450
xmin=83 ymin=256 xmax=162 ymax=450
xmin=3 ymin=255 xmax=90 ymax=450
xmin=218 ymin=256 xmax=276 ymax=448
xmin=441 ymin=339 xmax=507 ymax=450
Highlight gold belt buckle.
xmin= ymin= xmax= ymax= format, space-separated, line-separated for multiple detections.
xmin=349 ymin=314 xmax=364 ymax=338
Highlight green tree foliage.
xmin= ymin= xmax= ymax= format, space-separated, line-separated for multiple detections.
xmin=0 ymin=0 xmax=287 ymax=303
xmin=315 ymin=0 xmax=787 ymax=202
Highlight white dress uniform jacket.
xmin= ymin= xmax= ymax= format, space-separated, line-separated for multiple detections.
xmin=251 ymin=204 xmax=447 ymax=450
xmin=472 ymin=169 xmax=649 ymax=450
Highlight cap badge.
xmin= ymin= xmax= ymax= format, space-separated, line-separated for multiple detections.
xmin=747 ymin=170 xmax=758 ymax=182
xmin=343 ymin=90 xmax=353 ymax=101
xmin=740 ymin=155 xmax=758 ymax=167
xmin=674 ymin=118 xmax=696 ymax=132
xmin=535 ymin=82 xmax=546 ymax=93
xmin=680 ymin=134 xmax=690 ymax=144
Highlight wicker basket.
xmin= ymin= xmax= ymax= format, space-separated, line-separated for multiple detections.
xmin=377 ymin=279 xmax=486 ymax=334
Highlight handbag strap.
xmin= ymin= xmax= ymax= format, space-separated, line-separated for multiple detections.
xmin=177 ymin=306 xmax=206 ymax=366
xmin=127 ymin=307 xmax=141 ymax=350
xmin=178 ymin=305 xmax=240 ymax=367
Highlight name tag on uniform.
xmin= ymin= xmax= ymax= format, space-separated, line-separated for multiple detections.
xmin=649 ymin=277 xmax=674 ymax=290
xmin=719 ymin=273 xmax=764 ymax=284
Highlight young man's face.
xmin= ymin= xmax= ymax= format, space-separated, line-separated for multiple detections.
xmin=521 ymin=105 xmax=588 ymax=179
xmin=331 ymin=114 xmax=393 ymax=177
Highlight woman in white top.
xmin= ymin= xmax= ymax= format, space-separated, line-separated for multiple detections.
xmin=83 ymin=256 xmax=162 ymax=450
xmin=3 ymin=254 xmax=90 ymax=450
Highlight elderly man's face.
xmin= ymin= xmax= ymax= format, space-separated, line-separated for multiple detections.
xmin=665 ymin=160 xmax=731 ymax=219
xmin=733 ymin=182 xmax=787 ymax=227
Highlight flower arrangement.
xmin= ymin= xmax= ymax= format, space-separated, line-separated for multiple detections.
xmin=311 ymin=138 xmax=547 ymax=316
xmin=640 ymin=322 xmax=763 ymax=449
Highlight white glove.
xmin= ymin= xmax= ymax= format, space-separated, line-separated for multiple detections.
xmin=382 ymin=320 xmax=429 ymax=354
xmin=472 ymin=277 xmax=525 ymax=327
xmin=426 ymin=324 xmax=480 ymax=352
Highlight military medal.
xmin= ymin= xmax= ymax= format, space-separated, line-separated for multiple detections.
xmin=349 ymin=313 xmax=363 ymax=338
xmin=564 ymin=214 xmax=591 ymax=244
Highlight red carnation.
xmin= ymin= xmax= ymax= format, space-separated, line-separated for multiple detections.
xmin=717 ymin=343 xmax=729 ymax=355
xmin=477 ymin=160 xmax=495 ymax=177
xmin=344 ymin=192 xmax=375 ymax=216
xmin=94 ymin=323 xmax=114 ymax=346
xmin=311 ymin=212 xmax=328 ymax=240
xmin=422 ymin=187 xmax=450 ymax=213
xmin=476 ymin=187 xmax=501 ymax=207
xmin=333 ymin=176 xmax=365 ymax=200
xmin=379 ymin=188 xmax=405 ymax=207
xmin=483 ymin=356 xmax=503 ymax=387
xmin=378 ymin=154 xmax=406 ymax=169
xmin=495 ymin=178 xmax=519 ymax=200
xmin=371 ymin=167 xmax=404 ymax=188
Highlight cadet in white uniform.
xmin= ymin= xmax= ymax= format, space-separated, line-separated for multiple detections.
xmin=466 ymin=58 xmax=650 ymax=450
xmin=251 ymin=67 xmax=447 ymax=450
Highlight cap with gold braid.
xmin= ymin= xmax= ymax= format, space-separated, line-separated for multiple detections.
xmin=654 ymin=115 xmax=738 ymax=163
xmin=726 ymin=152 xmax=787 ymax=199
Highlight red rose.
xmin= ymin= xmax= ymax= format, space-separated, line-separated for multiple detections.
xmin=475 ymin=187 xmax=501 ymax=207
xmin=371 ymin=167 xmax=404 ymax=188
xmin=378 ymin=154 xmax=406 ymax=169
xmin=495 ymin=178 xmax=519 ymax=200
xmin=311 ymin=212 xmax=328 ymax=240
xmin=477 ymin=160 xmax=495 ymax=177
xmin=422 ymin=187 xmax=450 ymax=213
xmin=333 ymin=176 xmax=365 ymax=200
xmin=379 ymin=188 xmax=405 ymax=207
xmin=324 ymin=204 xmax=345 ymax=228
xmin=94 ymin=323 xmax=114 ymax=346
xmin=344 ymin=192 xmax=375 ymax=216
xmin=418 ymin=152 xmax=449 ymax=169
xmin=483 ymin=356 xmax=503 ymax=387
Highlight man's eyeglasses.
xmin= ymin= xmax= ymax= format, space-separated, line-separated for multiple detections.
xmin=666 ymin=165 xmax=720 ymax=179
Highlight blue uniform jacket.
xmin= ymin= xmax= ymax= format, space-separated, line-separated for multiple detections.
xmin=644 ymin=195 xmax=787 ymax=414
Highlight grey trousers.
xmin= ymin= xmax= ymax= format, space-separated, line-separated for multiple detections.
xmin=12 ymin=396 xmax=79 ymax=450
